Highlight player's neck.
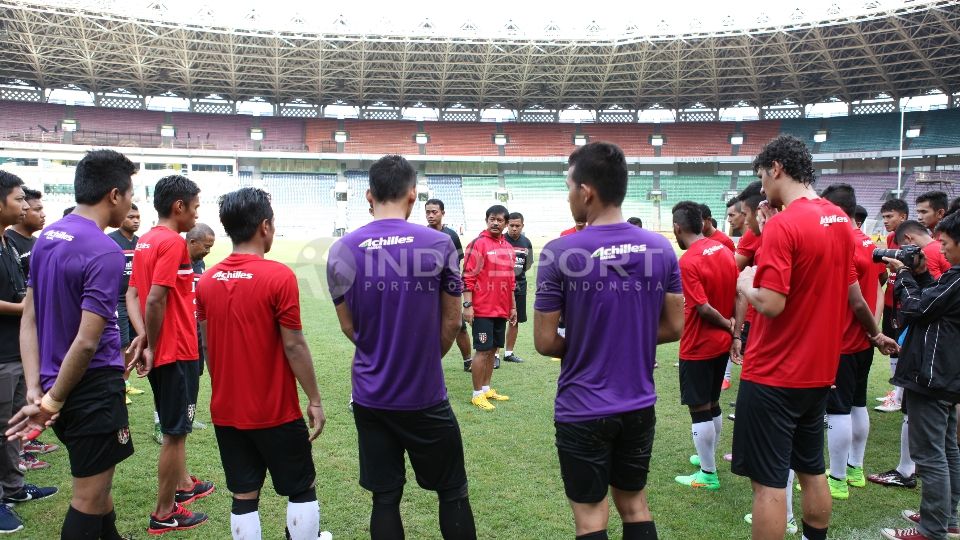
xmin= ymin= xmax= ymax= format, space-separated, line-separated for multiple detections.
xmin=231 ymin=242 xmax=265 ymax=258
xmin=10 ymin=224 xmax=31 ymax=237
xmin=72 ymin=204 xmax=111 ymax=231
xmin=371 ymin=201 xmax=409 ymax=221
xmin=678 ymin=232 xmax=702 ymax=249
xmin=779 ymin=181 xmax=818 ymax=209
xmin=586 ymin=205 xmax=624 ymax=226
xmin=156 ymin=218 xmax=188 ymax=234
xmin=119 ymin=228 xmax=136 ymax=240
xmin=429 ymin=222 xmax=443 ymax=231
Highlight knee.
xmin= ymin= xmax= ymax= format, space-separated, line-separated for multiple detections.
xmin=289 ymin=487 xmax=317 ymax=504
xmin=232 ymin=496 xmax=260 ymax=515
xmin=437 ymin=484 xmax=468 ymax=504
xmin=689 ymin=409 xmax=713 ymax=424
xmin=372 ymin=487 xmax=403 ymax=507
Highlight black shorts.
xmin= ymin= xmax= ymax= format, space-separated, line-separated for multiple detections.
xmin=214 ymin=419 xmax=316 ymax=496
xmin=117 ymin=301 xmax=136 ymax=348
xmin=148 ymin=361 xmax=199 ymax=436
xmin=827 ymin=348 xmax=874 ymax=414
xmin=514 ymin=290 xmax=528 ymax=324
xmin=555 ymin=406 xmax=656 ymax=504
xmin=882 ymin=306 xmax=900 ymax=358
xmin=472 ymin=317 xmax=506 ymax=352
xmin=740 ymin=321 xmax=751 ymax=355
xmin=51 ymin=369 xmax=134 ymax=478
xmin=732 ymin=380 xmax=828 ymax=488
xmin=679 ymin=354 xmax=728 ymax=406
xmin=353 ymin=401 xmax=468 ymax=495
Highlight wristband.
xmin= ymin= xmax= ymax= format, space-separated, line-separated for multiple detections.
xmin=40 ymin=393 xmax=63 ymax=413
xmin=732 ymin=337 xmax=742 ymax=341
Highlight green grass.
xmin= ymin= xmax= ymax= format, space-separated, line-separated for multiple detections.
xmin=19 ymin=237 xmax=919 ymax=539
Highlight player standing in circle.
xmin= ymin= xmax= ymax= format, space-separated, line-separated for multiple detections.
xmin=425 ymin=199 xmax=473 ymax=371
xmin=503 ymin=211 xmax=533 ymax=364
xmin=198 ymin=188 xmax=331 ymax=540
xmin=328 ymin=155 xmax=476 ymax=539
xmin=535 ymin=142 xmax=684 ymax=540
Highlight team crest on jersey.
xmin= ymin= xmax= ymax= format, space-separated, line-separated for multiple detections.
xmin=117 ymin=427 xmax=130 ymax=445
xmin=187 ymin=404 xmax=196 ymax=422
xmin=478 ymin=332 xmax=488 ymax=343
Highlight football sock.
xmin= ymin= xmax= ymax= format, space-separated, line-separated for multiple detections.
xmin=472 ymin=390 xmax=483 ymax=399
xmin=61 ymin=506 xmax=101 ymax=539
xmin=712 ymin=410 xmax=722 ymax=439
xmin=897 ymin=415 xmax=915 ymax=477
xmin=691 ymin=411 xmax=716 ymax=474
xmin=889 ymin=356 xmax=897 ymax=377
xmin=801 ymin=521 xmax=827 ymax=540
xmin=849 ymin=406 xmax=869 ymax=468
xmin=286 ymin=500 xmax=319 ymax=540
xmin=575 ymin=531 xmax=608 ymax=540
xmin=786 ymin=470 xmax=795 ymax=522
xmin=481 ymin=386 xmax=490 ymax=394
xmin=724 ymin=359 xmax=732 ymax=382
xmin=231 ymin=498 xmax=260 ymax=540
xmin=371 ymin=489 xmax=404 ymax=540
xmin=826 ymin=414 xmax=852 ymax=479
xmin=100 ymin=509 xmax=123 ymax=540
xmin=623 ymin=521 xmax=657 ymax=539
xmin=504 ymin=350 xmax=513 ymax=357
xmin=438 ymin=497 xmax=476 ymax=540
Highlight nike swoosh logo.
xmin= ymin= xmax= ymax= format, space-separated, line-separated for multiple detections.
xmin=155 ymin=519 xmax=178 ymax=527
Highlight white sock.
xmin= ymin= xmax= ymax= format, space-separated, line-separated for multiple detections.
xmin=849 ymin=407 xmax=870 ymax=468
xmin=897 ymin=415 xmax=915 ymax=477
xmin=894 ymin=385 xmax=904 ymax=404
xmin=472 ymin=390 xmax=483 ymax=399
xmin=154 ymin=410 xmax=160 ymax=423
xmin=786 ymin=469 xmax=795 ymax=522
xmin=724 ymin=359 xmax=732 ymax=382
xmin=827 ymin=414 xmax=852 ymax=479
xmin=890 ymin=356 xmax=898 ymax=377
xmin=505 ymin=350 xmax=513 ymax=357
xmin=230 ymin=511 xmax=262 ymax=540
xmin=286 ymin=500 xmax=320 ymax=540
xmin=712 ymin=414 xmax=722 ymax=439
xmin=481 ymin=386 xmax=490 ymax=393
xmin=692 ymin=421 xmax=716 ymax=473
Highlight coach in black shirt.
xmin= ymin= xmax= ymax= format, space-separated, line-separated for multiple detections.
xmin=503 ymin=211 xmax=533 ymax=363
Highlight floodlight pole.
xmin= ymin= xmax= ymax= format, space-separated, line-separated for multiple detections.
xmin=897 ymin=97 xmax=909 ymax=197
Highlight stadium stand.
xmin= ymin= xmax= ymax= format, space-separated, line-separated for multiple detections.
xmin=777 ymin=117 xmax=822 ymax=149
xmin=258 ymin=117 xmax=307 ymax=152
xmin=0 ymin=101 xmax=68 ymax=142
xmin=304 ymin=118 xmax=342 ymax=153
xmin=817 ymin=173 xmax=898 ymax=218
xmin=426 ymin=175 xmax=467 ymax=232
xmin=72 ymin=107 xmax=166 ymax=147
xmin=738 ymin=120 xmax=783 ymax=156
xmin=907 ymin=108 xmax=960 ymax=149
xmin=818 ymin=114 xmax=900 ymax=153
xmin=503 ymin=175 xmax=572 ymax=236
xmin=460 ymin=176 xmax=501 ymax=235
xmin=660 ymin=123 xmax=731 ymax=156
xmin=168 ymin=111 xmax=252 ymax=150
xmin=660 ymin=175 xmax=733 ymax=207
xmin=580 ymin=124 xmax=655 ymax=157
xmin=342 ymin=120 xmax=419 ymax=155
xmin=622 ymin=176 xmax=659 ymax=228
xmin=422 ymin=122 xmax=498 ymax=156
xmin=345 ymin=171 xmax=375 ymax=231
xmin=261 ymin=173 xmax=338 ymax=236
xmin=502 ymin=123 xmax=577 ymax=157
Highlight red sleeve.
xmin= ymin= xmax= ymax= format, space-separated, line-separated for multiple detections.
xmin=753 ymin=218 xmax=793 ymax=295
xmin=274 ymin=268 xmax=303 ymax=330
xmin=462 ymin=238 xmax=482 ymax=292
xmin=736 ymin=230 xmax=759 ymax=259
xmin=680 ymin=255 xmax=708 ymax=306
xmin=195 ymin=276 xmax=206 ymax=322
xmin=152 ymin=238 xmax=180 ymax=287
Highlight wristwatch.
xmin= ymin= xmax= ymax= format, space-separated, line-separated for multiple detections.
xmin=463 ymin=301 xmax=473 ymax=308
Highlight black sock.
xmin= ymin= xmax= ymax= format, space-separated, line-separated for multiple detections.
xmin=371 ymin=491 xmax=404 ymax=540
xmin=576 ymin=531 xmax=608 ymax=540
xmin=801 ymin=521 xmax=828 ymax=540
xmin=623 ymin=521 xmax=658 ymax=540
xmin=99 ymin=509 xmax=123 ymax=540
xmin=438 ymin=497 xmax=477 ymax=540
xmin=61 ymin=506 xmax=102 ymax=540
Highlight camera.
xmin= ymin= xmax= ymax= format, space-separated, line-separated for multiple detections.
xmin=873 ymin=244 xmax=922 ymax=269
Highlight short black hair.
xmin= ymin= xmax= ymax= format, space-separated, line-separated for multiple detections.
xmin=672 ymin=201 xmax=703 ymax=235
xmin=948 ymin=197 xmax=960 ymax=218
xmin=567 ymin=141 xmax=628 ymax=206
xmin=936 ymin=211 xmax=960 ymax=244
xmin=369 ymin=155 xmax=416 ymax=203
xmin=22 ymin=188 xmax=41 ymax=202
xmin=425 ymin=198 xmax=444 ymax=211
xmin=74 ymin=149 xmax=136 ymax=205
xmin=895 ymin=220 xmax=930 ymax=245
xmin=153 ymin=175 xmax=200 ymax=218
xmin=508 ymin=212 xmax=524 ymax=222
xmin=486 ymin=205 xmax=509 ymax=220
xmin=219 ymin=188 xmax=274 ymax=244
xmin=699 ymin=204 xmax=712 ymax=219
xmin=752 ymin=135 xmax=815 ymax=184
xmin=627 ymin=216 xmax=643 ymax=227
xmin=186 ymin=223 xmax=215 ymax=241
xmin=854 ymin=205 xmax=868 ymax=225
xmin=916 ymin=191 xmax=948 ymax=212
xmin=821 ymin=183 xmax=857 ymax=218
xmin=62 ymin=206 xmax=75 ymax=217
xmin=725 ymin=198 xmax=739 ymax=209
xmin=880 ymin=198 xmax=908 ymax=216
xmin=0 ymin=171 xmax=24 ymax=202
xmin=736 ymin=180 xmax=765 ymax=212
xmin=130 ymin=203 xmax=138 ymax=212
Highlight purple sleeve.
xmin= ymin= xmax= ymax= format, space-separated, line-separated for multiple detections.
xmin=534 ymin=241 xmax=563 ymax=313
xmin=326 ymin=240 xmax=354 ymax=306
xmin=82 ymin=251 xmax=124 ymax=320
xmin=665 ymin=247 xmax=683 ymax=294
xmin=440 ymin=237 xmax=463 ymax=297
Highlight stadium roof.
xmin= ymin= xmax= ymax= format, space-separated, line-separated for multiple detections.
xmin=1 ymin=0 xmax=959 ymax=110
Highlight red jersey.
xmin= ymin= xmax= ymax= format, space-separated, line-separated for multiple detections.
xmin=842 ymin=229 xmax=886 ymax=354
xmin=743 ymin=198 xmax=856 ymax=388
xmin=707 ymin=229 xmax=736 ymax=252
xmin=924 ymin=241 xmax=951 ymax=279
xmin=884 ymin=232 xmax=897 ymax=307
xmin=463 ymin=230 xmax=516 ymax=318
xmin=196 ymin=254 xmax=303 ymax=429
xmin=679 ymin=238 xmax=738 ymax=360
xmin=736 ymin=229 xmax=762 ymax=324
xmin=129 ymin=226 xmax=198 ymax=367
xmin=560 ymin=226 xmax=578 ymax=236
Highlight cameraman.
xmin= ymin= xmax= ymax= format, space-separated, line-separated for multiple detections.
xmin=881 ymin=211 xmax=960 ymax=540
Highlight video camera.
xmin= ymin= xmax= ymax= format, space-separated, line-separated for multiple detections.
xmin=873 ymin=244 xmax=922 ymax=269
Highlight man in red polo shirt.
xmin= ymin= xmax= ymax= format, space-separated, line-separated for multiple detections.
xmin=463 ymin=205 xmax=516 ymax=411
xmin=895 ymin=220 xmax=952 ymax=279
xmin=876 ymin=198 xmax=909 ymax=413
xmin=671 ymin=201 xmax=737 ymax=492
xmin=700 ymin=204 xmax=736 ymax=252
xmin=127 ymin=175 xmax=213 ymax=534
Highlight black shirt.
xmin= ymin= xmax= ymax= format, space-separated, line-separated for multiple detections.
xmin=0 ymin=236 xmax=27 ymax=362
xmin=107 ymin=230 xmax=138 ymax=299
xmin=4 ymin=229 xmax=35 ymax=280
xmin=505 ymin=233 xmax=534 ymax=288
xmin=439 ymin=226 xmax=464 ymax=265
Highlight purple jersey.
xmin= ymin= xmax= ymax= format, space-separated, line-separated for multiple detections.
xmin=327 ymin=219 xmax=463 ymax=410
xmin=29 ymin=215 xmax=125 ymax=391
xmin=535 ymin=223 xmax=682 ymax=422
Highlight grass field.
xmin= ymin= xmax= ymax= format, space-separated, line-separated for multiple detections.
xmin=16 ymin=236 xmax=923 ymax=539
